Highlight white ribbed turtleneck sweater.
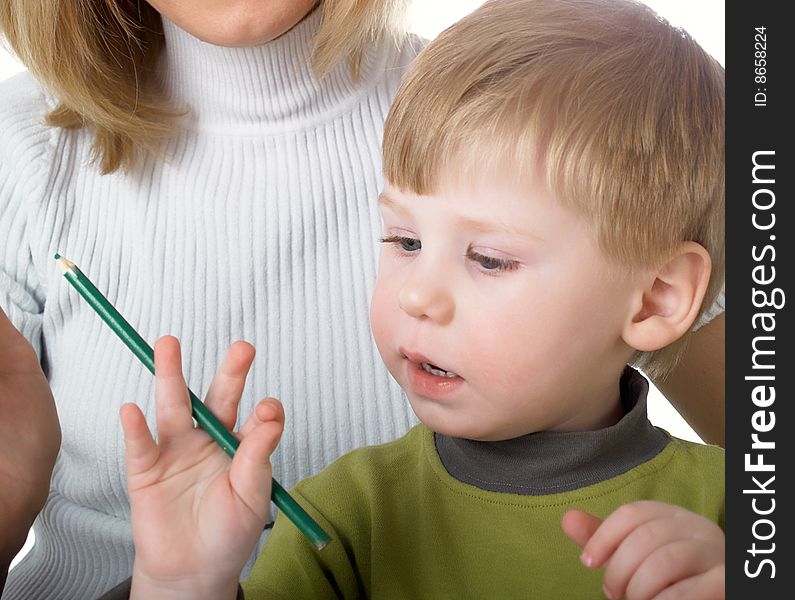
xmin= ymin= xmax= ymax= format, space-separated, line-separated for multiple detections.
xmin=1 ymin=11 xmax=421 ymax=599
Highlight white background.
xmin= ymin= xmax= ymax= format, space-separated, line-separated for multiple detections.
xmin=4 ymin=0 xmax=724 ymax=569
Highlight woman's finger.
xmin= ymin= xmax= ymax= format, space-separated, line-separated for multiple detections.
xmin=120 ymin=402 xmax=159 ymax=478
xmin=153 ymin=336 xmax=195 ymax=441
xmin=204 ymin=341 xmax=256 ymax=430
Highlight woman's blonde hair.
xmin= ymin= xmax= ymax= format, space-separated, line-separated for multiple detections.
xmin=383 ymin=0 xmax=725 ymax=379
xmin=0 ymin=0 xmax=408 ymax=174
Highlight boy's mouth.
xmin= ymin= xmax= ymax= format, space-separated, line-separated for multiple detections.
xmin=421 ymin=362 xmax=459 ymax=378
xmin=400 ymin=347 xmax=465 ymax=400
xmin=399 ymin=348 xmax=462 ymax=380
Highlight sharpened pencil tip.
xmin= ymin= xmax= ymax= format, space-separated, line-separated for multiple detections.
xmin=55 ymin=255 xmax=76 ymax=275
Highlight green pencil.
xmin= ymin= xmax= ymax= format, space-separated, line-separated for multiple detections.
xmin=55 ymin=254 xmax=331 ymax=551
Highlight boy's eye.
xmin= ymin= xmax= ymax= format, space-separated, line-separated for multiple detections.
xmin=381 ymin=235 xmax=421 ymax=253
xmin=467 ymin=249 xmax=520 ymax=272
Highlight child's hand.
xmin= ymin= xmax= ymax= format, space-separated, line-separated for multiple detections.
xmin=121 ymin=336 xmax=284 ymax=599
xmin=562 ymin=501 xmax=724 ymax=600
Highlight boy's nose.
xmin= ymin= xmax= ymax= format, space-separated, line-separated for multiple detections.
xmin=397 ymin=263 xmax=455 ymax=325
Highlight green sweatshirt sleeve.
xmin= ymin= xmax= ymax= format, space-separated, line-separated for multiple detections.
xmin=241 ymin=487 xmax=363 ymax=599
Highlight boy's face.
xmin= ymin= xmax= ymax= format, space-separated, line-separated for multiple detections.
xmin=371 ymin=173 xmax=644 ymax=441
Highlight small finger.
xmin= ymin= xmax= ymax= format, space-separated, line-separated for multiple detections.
xmin=602 ymin=516 xmax=686 ymax=599
xmin=153 ymin=336 xmax=194 ymax=441
xmin=239 ymin=397 xmax=284 ymax=437
xmin=625 ymin=539 xmax=723 ymax=600
xmin=120 ymin=403 xmax=159 ymax=477
xmin=229 ymin=416 xmax=285 ymax=519
xmin=204 ymin=341 xmax=256 ymax=430
xmin=561 ymin=509 xmax=603 ymax=556
xmin=651 ymin=564 xmax=725 ymax=600
xmin=582 ymin=501 xmax=679 ymax=568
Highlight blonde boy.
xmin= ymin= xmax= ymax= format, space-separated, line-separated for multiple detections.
xmin=119 ymin=0 xmax=725 ymax=598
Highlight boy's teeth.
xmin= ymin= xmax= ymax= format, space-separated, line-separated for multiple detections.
xmin=421 ymin=362 xmax=458 ymax=378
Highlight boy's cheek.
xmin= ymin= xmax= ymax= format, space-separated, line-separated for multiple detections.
xmin=369 ymin=282 xmax=395 ymax=357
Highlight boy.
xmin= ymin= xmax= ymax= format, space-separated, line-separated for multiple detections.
xmin=120 ymin=0 xmax=725 ymax=597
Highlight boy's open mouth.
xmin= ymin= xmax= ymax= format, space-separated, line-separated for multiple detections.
xmin=421 ymin=362 xmax=459 ymax=379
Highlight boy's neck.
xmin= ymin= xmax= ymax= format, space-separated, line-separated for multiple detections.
xmin=549 ymin=365 xmax=629 ymax=433
xmin=434 ymin=368 xmax=670 ymax=495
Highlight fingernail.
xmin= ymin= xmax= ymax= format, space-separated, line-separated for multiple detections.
xmin=602 ymin=584 xmax=615 ymax=600
xmin=580 ymin=552 xmax=593 ymax=568
xmin=258 ymin=400 xmax=277 ymax=417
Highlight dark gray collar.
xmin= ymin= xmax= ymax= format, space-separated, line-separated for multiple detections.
xmin=434 ymin=368 xmax=670 ymax=495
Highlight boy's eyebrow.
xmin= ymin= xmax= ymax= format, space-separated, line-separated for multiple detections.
xmin=377 ymin=191 xmax=407 ymax=214
xmin=378 ymin=191 xmax=545 ymax=241
xmin=455 ymin=215 xmax=545 ymax=241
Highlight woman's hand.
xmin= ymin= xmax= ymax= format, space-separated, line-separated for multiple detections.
xmin=122 ymin=336 xmax=284 ymax=600
xmin=654 ymin=313 xmax=725 ymax=446
xmin=562 ymin=501 xmax=724 ymax=600
xmin=0 ymin=306 xmax=60 ymax=581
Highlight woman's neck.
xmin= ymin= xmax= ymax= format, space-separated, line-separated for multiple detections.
xmin=156 ymin=9 xmax=388 ymax=133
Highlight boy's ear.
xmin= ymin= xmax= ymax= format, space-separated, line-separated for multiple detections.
xmin=622 ymin=242 xmax=711 ymax=352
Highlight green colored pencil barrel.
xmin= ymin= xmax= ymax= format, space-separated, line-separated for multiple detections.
xmin=55 ymin=254 xmax=331 ymax=550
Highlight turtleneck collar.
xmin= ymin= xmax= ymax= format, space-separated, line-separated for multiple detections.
xmin=434 ymin=367 xmax=670 ymax=495
xmin=157 ymin=7 xmax=390 ymax=133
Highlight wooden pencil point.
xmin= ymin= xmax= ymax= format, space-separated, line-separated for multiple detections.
xmin=54 ymin=254 xmax=76 ymax=275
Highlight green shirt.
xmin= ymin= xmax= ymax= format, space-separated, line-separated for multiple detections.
xmin=242 ymin=425 xmax=724 ymax=599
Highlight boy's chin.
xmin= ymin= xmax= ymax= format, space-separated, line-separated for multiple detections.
xmin=410 ymin=402 xmax=503 ymax=441
xmin=416 ymin=409 xmax=538 ymax=442
xmin=428 ymin=425 xmax=524 ymax=442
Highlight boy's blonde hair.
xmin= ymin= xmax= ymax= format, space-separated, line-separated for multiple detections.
xmin=0 ymin=0 xmax=408 ymax=174
xmin=383 ymin=0 xmax=724 ymax=378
